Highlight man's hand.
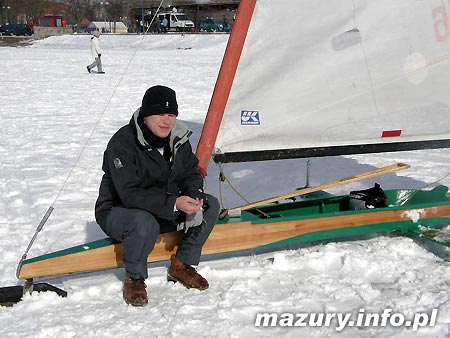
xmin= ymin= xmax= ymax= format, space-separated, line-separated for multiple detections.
xmin=176 ymin=196 xmax=203 ymax=215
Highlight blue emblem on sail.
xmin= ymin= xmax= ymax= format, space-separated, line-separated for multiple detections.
xmin=241 ymin=110 xmax=260 ymax=125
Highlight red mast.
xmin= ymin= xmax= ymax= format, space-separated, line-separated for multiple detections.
xmin=195 ymin=0 xmax=257 ymax=177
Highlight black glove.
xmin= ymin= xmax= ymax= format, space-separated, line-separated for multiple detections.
xmin=189 ymin=188 xmax=207 ymax=201
xmin=98 ymin=54 xmax=101 ymax=57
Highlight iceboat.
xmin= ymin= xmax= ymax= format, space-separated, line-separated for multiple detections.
xmin=17 ymin=181 xmax=450 ymax=281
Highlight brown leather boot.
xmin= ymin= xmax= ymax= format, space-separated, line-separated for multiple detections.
xmin=123 ymin=274 xmax=148 ymax=306
xmin=167 ymin=255 xmax=209 ymax=290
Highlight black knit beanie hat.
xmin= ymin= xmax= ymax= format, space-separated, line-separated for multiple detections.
xmin=139 ymin=85 xmax=178 ymax=117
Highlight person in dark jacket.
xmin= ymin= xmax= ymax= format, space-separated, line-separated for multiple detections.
xmin=95 ymin=85 xmax=220 ymax=306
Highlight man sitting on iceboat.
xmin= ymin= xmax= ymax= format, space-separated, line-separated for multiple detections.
xmin=95 ymin=85 xmax=220 ymax=306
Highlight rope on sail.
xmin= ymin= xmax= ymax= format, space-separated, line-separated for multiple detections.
xmin=217 ymin=163 xmax=269 ymax=219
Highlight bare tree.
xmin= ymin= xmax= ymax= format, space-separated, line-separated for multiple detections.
xmin=5 ymin=0 xmax=73 ymax=26
xmin=105 ymin=0 xmax=124 ymax=33
xmin=65 ymin=0 xmax=96 ymax=33
xmin=2 ymin=0 xmax=47 ymax=25
xmin=25 ymin=0 xmax=51 ymax=26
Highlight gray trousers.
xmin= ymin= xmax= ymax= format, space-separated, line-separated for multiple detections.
xmin=100 ymin=194 xmax=219 ymax=280
xmin=87 ymin=56 xmax=103 ymax=72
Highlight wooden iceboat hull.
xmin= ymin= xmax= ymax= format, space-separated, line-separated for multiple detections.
xmin=18 ymin=186 xmax=450 ymax=280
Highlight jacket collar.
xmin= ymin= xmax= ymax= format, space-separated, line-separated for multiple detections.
xmin=132 ymin=108 xmax=193 ymax=152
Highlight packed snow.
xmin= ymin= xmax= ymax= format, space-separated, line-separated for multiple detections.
xmin=1 ymin=33 xmax=450 ymax=337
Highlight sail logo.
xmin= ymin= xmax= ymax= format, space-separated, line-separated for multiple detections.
xmin=241 ymin=110 xmax=260 ymax=125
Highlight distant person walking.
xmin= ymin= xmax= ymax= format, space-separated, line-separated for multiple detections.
xmin=155 ymin=16 xmax=161 ymax=33
xmin=86 ymin=31 xmax=105 ymax=74
xmin=161 ymin=17 xmax=168 ymax=33
xmin=223 ymin=15 xmax=230 ymax=32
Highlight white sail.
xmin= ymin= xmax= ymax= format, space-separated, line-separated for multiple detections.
xmin=206 ymin=0 xmax=450 ymax=163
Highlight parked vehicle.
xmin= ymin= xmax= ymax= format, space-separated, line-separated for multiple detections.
xmin=0 ymin=24 xmax=33 ymax=36
xmin=157 ymin=10 xmax=195 ymax=32
xmin=199 ymin=18 xmax=225 ymax=32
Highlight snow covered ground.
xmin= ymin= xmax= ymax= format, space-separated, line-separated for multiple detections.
xmin=1 ymin=33 xmax=450 ymax=337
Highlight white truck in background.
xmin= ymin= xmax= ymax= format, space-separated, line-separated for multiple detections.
xmin=158 ymin=8 xmax=195 ymax=32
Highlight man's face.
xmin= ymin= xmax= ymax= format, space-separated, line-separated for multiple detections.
xmin=143 ymin=114 xmax=177 ymax=138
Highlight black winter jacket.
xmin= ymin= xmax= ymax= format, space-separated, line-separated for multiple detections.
xmin=95 ymin=109 xmax=204 ymax=225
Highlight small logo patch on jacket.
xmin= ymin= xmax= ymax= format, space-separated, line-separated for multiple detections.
xmin=114 ymin=158 xmax=123 ymax=169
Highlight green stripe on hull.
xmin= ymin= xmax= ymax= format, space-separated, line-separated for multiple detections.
xmin=22 ymin=238 xmax=118 ymax=265
xmin=261 ymin=220 xmax=418 ymax=249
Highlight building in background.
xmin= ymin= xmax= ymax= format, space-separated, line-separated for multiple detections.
xmin=89 ymin=20 xmax=128 ymax=33
xmin=34 ymin=14 xmax=72 ymax=39
xmin=0 ymin=0 xmax=240 ymax=36
xmin=128 ymin=0 xmax=239 ymax=33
